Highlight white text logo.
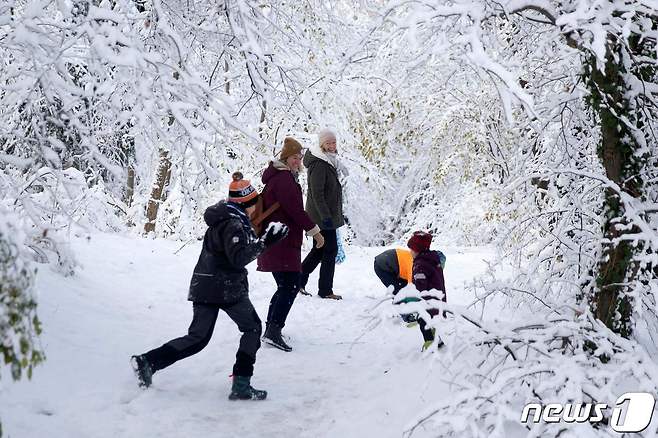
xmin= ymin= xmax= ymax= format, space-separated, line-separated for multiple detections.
xmin=520 ymin=392 xmax=655 ymax=433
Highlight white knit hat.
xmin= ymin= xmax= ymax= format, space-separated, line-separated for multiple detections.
xmin=318 ymin=129 xmax=336 ymax=148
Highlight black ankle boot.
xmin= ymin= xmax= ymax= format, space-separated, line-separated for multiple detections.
xmin=262 ymin=323 xmax=292 ymax=352
xmin=131 ymin=354 xmax=153 ymax=388
xmin=228 ymin=375 xmax=267 ymax=400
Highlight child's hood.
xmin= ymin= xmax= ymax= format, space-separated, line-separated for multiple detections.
xmin=203 ymin=201 xmax=247 ymax=227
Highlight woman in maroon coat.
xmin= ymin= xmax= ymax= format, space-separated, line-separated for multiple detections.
xmin=257 ymin=137 xmax=324 ymax=352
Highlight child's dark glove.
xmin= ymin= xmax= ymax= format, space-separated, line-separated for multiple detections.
xmin=260 ymin=222 xmax=289 ymax=247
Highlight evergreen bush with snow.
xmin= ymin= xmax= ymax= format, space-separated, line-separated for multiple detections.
xmin=0 ymin=211 xmax=43 ymax=380
xmin=0 ymin=212 xmax=43 ymax=437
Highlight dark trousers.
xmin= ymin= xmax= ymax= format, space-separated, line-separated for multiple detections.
xmin=419 ymin=318 xmax=435 ymax=342
xmin=299 ymin=229 xmax=338 ymax=296
xmin=373 ymin=262 xmax=407 ymax=295
xmin=143 ymin=298 xmax=262 ymax=377
xmin=375 ymin=262 xmax=415 ymax=322
xmin=267 ymin=271 xmax=301 ymax=327
xmin=419 ymin=306 xmax=441 ymax=342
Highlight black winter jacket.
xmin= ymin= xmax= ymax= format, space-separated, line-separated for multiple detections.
xmin=303 ymin=148 xmax=344 ymax=230
xmin=188 ymin=201 xmax=265 ymax=305
xmin=374 ymin=249 xmax=400 ymax=276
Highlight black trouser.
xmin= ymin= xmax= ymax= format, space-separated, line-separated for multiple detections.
xmin=299 ymin=229 xmax=338 ymax=296
xmin=419 ymin=306 xmax=442 ymax=342
xmin=143 ymin=298 xmax=262 ymax=377
xmin=267 ymin=271 xmax=300 ymax=327
xmin=374 ymin=262 xmax=415 ymax=322
xmin=419 ymin=318 xmax=435 ymax=342
xmin=373 ymin=262 xmax=407 ymax=295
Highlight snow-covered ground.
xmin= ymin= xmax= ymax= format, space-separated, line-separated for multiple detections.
xmin=2 ymin=233 xmax=494 ymax=438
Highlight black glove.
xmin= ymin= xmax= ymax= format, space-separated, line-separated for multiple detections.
xmin=321 ymin=218 xmax=334 ymax=229
xmin=261 ymin=222 xmax=289 ymax=247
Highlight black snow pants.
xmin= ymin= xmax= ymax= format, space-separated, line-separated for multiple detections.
xmin=143 ymin=297 xmax=262 ymax=377
xmin=299 ymin=229 xmax=338 ymax=297
xmin=419 ymin=318 xmax=435 ymax=342
xmin=266 ymin=271 xmax=301 ymax=328
xmin=373 ymin=262 xmax=407 ymax=295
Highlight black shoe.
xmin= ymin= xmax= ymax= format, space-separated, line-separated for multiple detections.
xmin=401 ymin=313 xmax=418 ymax=323
xmin=319 ymin=293 xmax=342 ymax=300
xmin=228 ymin=375 xmax=267 ymax=400
xmin=131 ymin=354 xmax=153 ymax=388
xmin=262 ymin=323 xmax=292 ymax=352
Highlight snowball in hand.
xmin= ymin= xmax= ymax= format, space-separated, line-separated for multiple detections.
xmin=261 ymin=222 xmax=289 ymax=247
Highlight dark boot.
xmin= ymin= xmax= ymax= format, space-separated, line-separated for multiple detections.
xmin=401 ymin=312 xmax=418 ymax=324
xmin=262 ymin=323 xmax=292 ymax=352
xmin=228 ymin=375 xmax=267 ymax=400
xmin=131 ymin=354 xmax=153 ymax=388
xmin=319 ymin=293 xmax=342 ymax=300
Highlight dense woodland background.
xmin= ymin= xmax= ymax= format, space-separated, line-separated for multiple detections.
xmin=1 ymin=0 xmax=658 ymax=436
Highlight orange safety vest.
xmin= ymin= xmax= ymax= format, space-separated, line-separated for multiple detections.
xmin=395 ymin=248 xmax=413 ymax=283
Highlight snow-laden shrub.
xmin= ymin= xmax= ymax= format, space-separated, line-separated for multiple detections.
xmin=0 ymin=211 xmax=44 ymax=438
xmin=1 ymin=166 xmax=132 ymax=274
xmin=373 ymin=277 xmax=658 ymax=437
xmin=405 ymin=302 xmax=658 ymax=437
xmin=27 ymin=167 xmax=126 ymax=233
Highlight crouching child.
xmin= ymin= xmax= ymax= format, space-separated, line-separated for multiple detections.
xmin=373 ymin=247 xmax=417 ymax=322
xmin=406 ymin=231 xmax=447 ymax=351
xmin=131 ymin=172 xmax=288 ymax=400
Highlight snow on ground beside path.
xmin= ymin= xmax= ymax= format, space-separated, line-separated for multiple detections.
xmin=1 ymin=233 xmax=495 ymax=438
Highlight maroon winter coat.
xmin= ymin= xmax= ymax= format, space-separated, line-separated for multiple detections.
xmin=257 ymin=163 xmax=317 ymax=272
xmin=412 ymin=250 xmax=447 ymax=316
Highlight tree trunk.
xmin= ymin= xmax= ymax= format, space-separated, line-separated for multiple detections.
xmin=126 ymin=165 xmax=135 ymax=207
xmin=258 ymin=62 xmax=268 ymax=139
xmin=143 ymin=149 xmax=171 ymax=234
xmin=259 ymin=98 xmax=267 ymax=138
xmin=225 ymin=59 xmax=230 ymax=95
xmin=585 ymin=37 xmax=652 ymax=337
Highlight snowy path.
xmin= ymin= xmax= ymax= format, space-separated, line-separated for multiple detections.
xmin=2 ymin=234 xmax=493 ymax=438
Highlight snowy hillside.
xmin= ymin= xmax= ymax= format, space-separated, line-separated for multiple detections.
xmin=1 ymin=234 xmax=493 ymax=438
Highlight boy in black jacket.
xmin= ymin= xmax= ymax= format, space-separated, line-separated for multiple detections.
xmin=131 ymin=173 xmax=288 ymax=400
